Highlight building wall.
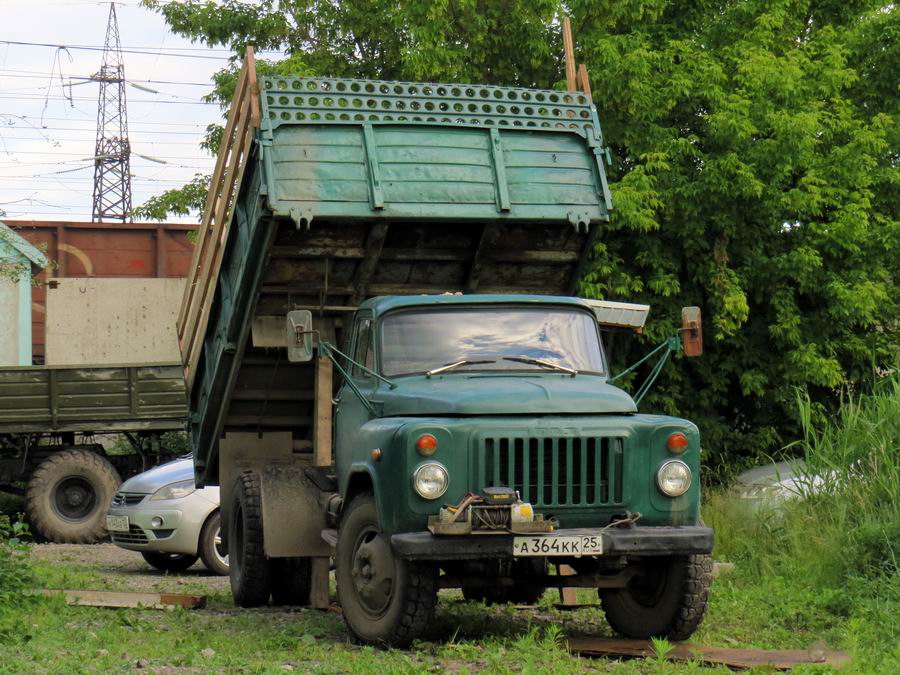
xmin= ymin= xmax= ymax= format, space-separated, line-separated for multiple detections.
xmin=0 ymin=277 xmax=19 ymax=365
xmin=6 ymin=220 xmax=196 ymax=362
xmin=45 ymin=278 xmax=186 ymax=366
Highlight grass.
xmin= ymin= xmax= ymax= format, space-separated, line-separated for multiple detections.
xmin=1 ymin=380 xmax=898 ymax=673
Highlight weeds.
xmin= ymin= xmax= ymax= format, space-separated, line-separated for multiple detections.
xmin=0 ymin=515 xmax=34 ymax=611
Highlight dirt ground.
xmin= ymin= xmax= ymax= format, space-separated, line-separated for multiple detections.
xmin=30 ymin=543 xmax=231 ymax=594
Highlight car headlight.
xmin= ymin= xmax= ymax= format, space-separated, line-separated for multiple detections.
xmin=150 ymin=479 xmax=196 ymax=501
xmin=657 ymin=460 xmax=692 ymax=497
xmin=413 ymin=462 xmax=448 ymax=500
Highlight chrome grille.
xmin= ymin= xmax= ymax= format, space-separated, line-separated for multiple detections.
xmin=111 ymin=525 xmax=149 ymax=545
xmin=111 ymin=492 xmax=146 ymax=508
xmin=478 ymin=436 xmax=624 ymax=507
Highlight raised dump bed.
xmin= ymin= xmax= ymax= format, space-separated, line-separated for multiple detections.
xmin=180 ymin=52 xmax=612 ymax=485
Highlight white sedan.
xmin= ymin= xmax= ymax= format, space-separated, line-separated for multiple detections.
xmin=106 ymin=458 xmax=227 ymax=575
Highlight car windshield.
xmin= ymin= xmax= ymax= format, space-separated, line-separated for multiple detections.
xmin=380 ymin=306 xmax=605 ymax=377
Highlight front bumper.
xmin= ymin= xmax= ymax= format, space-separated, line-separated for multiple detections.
xmin=391 ymin=525 xmax=714 ymax=561
xmin=107 ymin=503 xmax=205 ymax=556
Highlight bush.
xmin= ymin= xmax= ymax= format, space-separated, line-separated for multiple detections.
xmin=707 ymin=376 xmax=900 ymax=585
xmin=0 ymin=515 xmax=34 ymax=608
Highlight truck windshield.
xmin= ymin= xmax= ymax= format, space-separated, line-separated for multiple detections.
xmin=380 ymin=306 xmax=605 ymax=377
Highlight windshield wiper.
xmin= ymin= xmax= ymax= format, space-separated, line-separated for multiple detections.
xmin=503 ymin=356 xmax=577 ymax=377
xmin=425 ymin=359 xmax=496 ymax=377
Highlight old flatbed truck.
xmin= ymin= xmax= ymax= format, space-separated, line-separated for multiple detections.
xmin=0 ymin=363 xmax=186 ymax=542
xmin=179 ymin=47 xmax=713 ymax=646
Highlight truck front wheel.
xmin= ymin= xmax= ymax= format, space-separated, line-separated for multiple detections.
xmin=336 ymin=493 xmax=437 ymax=647
xmin=599 ymin=554 xmax=712 ymax=640
xmin=25 ymin=449 xmax=121 ymax=543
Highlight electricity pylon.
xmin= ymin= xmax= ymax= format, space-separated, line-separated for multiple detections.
xmin=91 ymin=3 xmax=132 ymax=222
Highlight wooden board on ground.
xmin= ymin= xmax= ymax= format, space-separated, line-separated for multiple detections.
xmin=37 ymin=589 xmax=206 ymax=610
xmin=567 ymin=637 xmax=850 ymax=670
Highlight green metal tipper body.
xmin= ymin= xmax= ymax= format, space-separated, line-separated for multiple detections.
xmin=192 ymin=66 xmax=712 ymax=646
xmin=190 ymin=75 xmax=613 ymax=484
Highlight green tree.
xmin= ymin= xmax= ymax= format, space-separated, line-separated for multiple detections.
xmin=141 ymin=0 xmax=898 ymax=469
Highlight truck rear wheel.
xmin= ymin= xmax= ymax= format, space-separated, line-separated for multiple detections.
xmin=25 ymin=449 xmax=121 ymax=543
xmin=336 ymin=493 xmax=437 ymax=647
xmin=229 ymin=472 xmax=271 ymax=607
xmin=599 ymin=554 xmax=712 ymax=640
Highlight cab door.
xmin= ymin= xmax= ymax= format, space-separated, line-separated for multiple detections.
xmin=333 ymin=312 xmax=376 ymax=475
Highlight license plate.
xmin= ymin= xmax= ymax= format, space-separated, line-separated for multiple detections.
xmin=513 ymin=534 xmax=603 ymax=557
xmin=106 ymin=515 xmax=129 ymax=532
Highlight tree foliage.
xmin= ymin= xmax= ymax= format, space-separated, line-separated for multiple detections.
xmin=141 ymin=0 xmax=898 ymax=468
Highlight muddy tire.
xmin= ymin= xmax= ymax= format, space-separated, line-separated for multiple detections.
xmin=198 ymin=510 xmax=229 ymax=576
xmin=228 ymin=472 xmax=271 ymax=607
xmin=142 ymin=551 xmax=199 ymax=572
xmin=599 ymin=554 xmax=713 ymax=640
xmin=336 ymin=493 xmax=437 ymax=647
xmin=270 ymin=557 xmax=312 ymax=606
xmin=25 ymin=449 xmax=121 ymax=543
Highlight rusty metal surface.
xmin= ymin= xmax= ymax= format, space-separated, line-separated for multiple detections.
xmin=5 ymin=220 xmax=196 ymax=361
xmin=566 ymin=636 xmax=850 ymax=670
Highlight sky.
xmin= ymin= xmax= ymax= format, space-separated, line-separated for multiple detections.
xmin=0 ymin=0 xmax=271 ymax=222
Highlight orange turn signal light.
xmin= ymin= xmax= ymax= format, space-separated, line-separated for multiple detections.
xmin=416 ymin=434 xmax=438 ymax=456
xmin=666 ymin=432 xmax=689 ymax=453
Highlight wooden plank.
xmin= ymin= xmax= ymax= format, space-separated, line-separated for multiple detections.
xmin=183 ymin=95 xmax=254 ymax=387
xmin=566 ymin=637 xmax=850 ymax=670
xmin=245 ymin=45 xmax=261 ymax=128
xmin=177 ymin=57 xmax=250 ymax=338
xmin=562 ymin=17 xmax=577 ymax=92
xmin=557 ymin=564 xmax=578 ymax=605
xmin=313 ymin=355 xmax=333 ymax=468
xmin=36 ymin=589 xmax=206 ymax=610
xmin=310 ymin=557 xmax=330 ymax=609
xmin=577 ymin=63 xmax=592 ymax=100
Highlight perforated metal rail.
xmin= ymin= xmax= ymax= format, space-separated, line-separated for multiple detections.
xmin=260 ymin=76 xmax=604 ymax=144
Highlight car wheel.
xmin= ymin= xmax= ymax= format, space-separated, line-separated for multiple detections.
xmin=599 ymin=554 xmax=713 ymax=640
xmin=335 ymin=492 xmax=437 ymax=646
xmin=142 ymin=551 xmax=199 ymax=572
xmin=25 ymin=449 xmax=121 ymax=543
xmin=228 ymin=471 xmax=271 ymax=607
xmin=198 ymin=510 xmax=229 ymax=576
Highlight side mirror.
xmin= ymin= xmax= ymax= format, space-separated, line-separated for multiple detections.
xmin=681 ymin=307 xmax=703 ymax=357
xmin=286 ymin=310 xmax=314 ymax=363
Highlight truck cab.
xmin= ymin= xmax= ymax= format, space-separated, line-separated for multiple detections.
xmin=326 ymin=294 xmax=712 ymax=644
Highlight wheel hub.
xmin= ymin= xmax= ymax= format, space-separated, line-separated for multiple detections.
xmin=52 ymin=477 xmax=97 ymax=522
xmin=351 ymin=530 xmax=394 ymax=615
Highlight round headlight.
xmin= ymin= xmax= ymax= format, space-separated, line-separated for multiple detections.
xmin=413 ymin=462 xmax=448 ymax=500
xmin=657 ymin=460 xmax=692 ymax=497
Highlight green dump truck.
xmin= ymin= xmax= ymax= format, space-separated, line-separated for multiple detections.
xmin=0 ymin=363 xmax=187 ymax=542
xmin=180 ymin=49 xmax=713 ymax=646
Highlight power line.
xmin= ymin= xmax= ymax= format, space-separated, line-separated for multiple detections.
xmin=0 ymin=39 xmax=233 ymax=61
xmin=0 ymin=71 xmax=214 ymax=87
xmin=0 ymin=93 xmax=216 ymax=105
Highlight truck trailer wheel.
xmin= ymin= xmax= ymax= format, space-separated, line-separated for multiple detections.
xmin=336 ymin=493 xmax=437 ymax=647
xmin=270 ymin=557 xmax=312 ymax=606
xmin=229 ymin=472 xmax=271 ymax=607
xmin=25 ymin=449 xmax=121 ymax=543
xmin=599 ymin=554 xmax=713 ymax=640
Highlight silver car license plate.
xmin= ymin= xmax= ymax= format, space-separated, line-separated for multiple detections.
xmin=513 ymin=534 xmax=603 ymax=557
xmin=106 ymin=515 xmax=129 ymax=532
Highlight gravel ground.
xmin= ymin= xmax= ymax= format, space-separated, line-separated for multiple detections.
xmin=30 ymin=543 xmax=231 ymax=594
